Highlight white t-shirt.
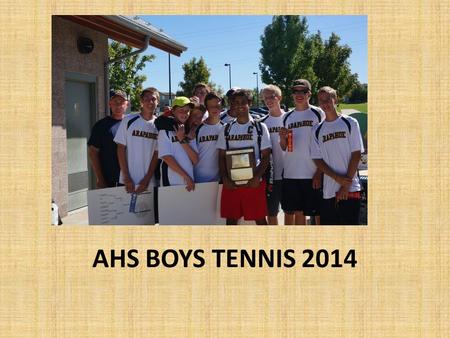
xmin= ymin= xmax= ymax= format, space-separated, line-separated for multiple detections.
xmin=194 ymin=121 xmax=224 ymax=183
xmin=113 ymin=113 xmax=158 ymax=186
xmin=310 ymin=115 xmax=365 ymax=199
xmin=259 ymin=113 xmax=285 ymax=180
xmin=158 ymin=130 xmax=198 ymax=186
xmin=216 ymin=119 xmax=271 ymax=164
xmin=219 ymin=110 xmax=236 ymax=124
xmin=282 ymin=105 xmax=325 ymax=179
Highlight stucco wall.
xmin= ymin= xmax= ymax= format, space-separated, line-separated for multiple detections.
xmin=52 ymin=16 xmax=108 ymax=216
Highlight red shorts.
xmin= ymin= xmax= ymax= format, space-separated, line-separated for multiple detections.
xmin=221 ymin=181 xmax=268 ymax=221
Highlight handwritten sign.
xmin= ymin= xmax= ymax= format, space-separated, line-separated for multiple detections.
xmin=87 ymin=187 xmax=155 ymax=225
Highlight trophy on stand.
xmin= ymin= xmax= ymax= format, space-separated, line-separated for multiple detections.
xmin=225 ymin=147 xmax=256 ymax=185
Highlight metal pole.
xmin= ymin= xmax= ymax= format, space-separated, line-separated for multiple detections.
xmin=253 ymin=72 xmax=259 ymax=107
xmin=104 ymin=35 xmax=150 ymax=114
xmin=168 ymin=53 xmax=172 ymax=105
xmin=256 ymin=75 xmax=259 ymax=107
xmin=224 ymin=63 xmax=231 ymax=89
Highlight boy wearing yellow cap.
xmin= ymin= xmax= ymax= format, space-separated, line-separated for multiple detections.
xmin=158 ymin=97 xmax=199 ymax=191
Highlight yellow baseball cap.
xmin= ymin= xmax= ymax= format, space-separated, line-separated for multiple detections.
xmin=172 ymin=96 xmax=195 ymax=109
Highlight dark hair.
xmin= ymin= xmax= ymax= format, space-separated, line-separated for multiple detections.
xmin=231 ymin=89 xmax=253 ymax=103
xmin=193 ymin=83 xmax=211 ymax=95
xmin=140 ymin=87 xmax=160 ymax=100
xmin=192 ymin=104 xmax=207 ymax=114
xmin=204 ymin=92 xmax=223 ymax=109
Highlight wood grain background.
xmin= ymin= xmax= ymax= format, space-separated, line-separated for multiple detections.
xmin=0 ymin=1 xmax=449 ymax=336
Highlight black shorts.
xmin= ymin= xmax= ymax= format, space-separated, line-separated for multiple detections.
xmin=281 ymin=179 xmax=321 ymax=216
xmin=320 ymin=197 xmax=360 ymax=225
xmin=266 ymin=180 xmax=282 ymax=217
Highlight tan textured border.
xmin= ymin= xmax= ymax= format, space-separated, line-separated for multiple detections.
xmin=1 ymin=1 xmax=449 ymax=337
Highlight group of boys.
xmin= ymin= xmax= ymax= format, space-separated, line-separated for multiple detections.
xmin=88 ymin=79 xmax=364 ymax=225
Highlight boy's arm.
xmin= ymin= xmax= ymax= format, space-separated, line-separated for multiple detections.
xmin=311 ymin=127 xmax=323 ymax=189
xmin=347 ymin=119 xmax=364 ymax=179
xmin=117 ymin=144 xmax=134 ymax=193
xmin=254 ymin=148 xmax=270 ymax=179
xmin=88 ymin=145 xmax=107 ymax=188
xmin=279 ymin=128 xmax=288 ymax=151
xmin=335 ymin=150 xmax=361 ymax=201
xmin=336 ymin=118 xmax=364 ymax=200
xmin=180 ymin=142 xmax=199 ymax=165
xmin=346 ymin=151 xmax=361 ymax=180
xmin=312 ymin=168 xmax=323 ymax=189
xmin=135 ymin=151 xmax=159 ymax=193
xmin=175 ymin=124 xmax=199 ymax=165
xmin=310 ymin=127 xmax=323 ymax=189
xmin=246 ymin=148 xmax=270 ymax=188
xmin=160 ymin=155 xmax=195 ymax=191
xmin=312 ymin=159 xmax=352 ymax=188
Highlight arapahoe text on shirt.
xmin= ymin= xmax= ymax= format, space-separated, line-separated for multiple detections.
xmin=92 ymin=248 xmax=357 ymax=268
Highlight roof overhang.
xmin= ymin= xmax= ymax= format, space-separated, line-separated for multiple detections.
xmin=59 ymin=15 xmax=187 ymax=56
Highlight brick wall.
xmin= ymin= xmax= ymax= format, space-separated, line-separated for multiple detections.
xmin=52 ymin=16 xmax=108 ymax=216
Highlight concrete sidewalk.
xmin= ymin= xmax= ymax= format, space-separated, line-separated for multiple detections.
xmin=340 ymin=108 xmax=360 ymax=115
xmin=62 ymin=207 xmax=89 ymax=225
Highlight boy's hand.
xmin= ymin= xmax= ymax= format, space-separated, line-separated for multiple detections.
xmin=278 ymin=127 xmax=288 ymax=140
xmin=163 ymin=106 xmax=172 ymax=116
xmin=336 ymin=186 xmax=349 ymax=202
xmin=184 ymin=175 xmax=195 ymax=192
xmin=190 ymin=96 xmax=200 ymax=105
xmin=312 ymin=171 xmax=322 ymax=189
xmin=223 ymin=177 xmax=237 ymax=190
xmin=175 ymin=124 xmax=186 ymax=142
xmin=135 ymin=176 xmax=150 ymax=193
xmin=279 ymin=127 xmax=289 ymax=150
xmin=96 ymin=178 xmax=107 ymax=189
xmin=245 ymin=177 xmax=260 ymax=188
xmin=187 ymin=125 xmax=197 ymax=140
xmin=123 ymin=176 xmax=135 ymax=193
xmin=335 ymin=175 xmax=352 ymax=188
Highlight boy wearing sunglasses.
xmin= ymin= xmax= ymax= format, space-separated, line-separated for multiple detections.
xmin=279 ymin=79 xmax=325 ymax=225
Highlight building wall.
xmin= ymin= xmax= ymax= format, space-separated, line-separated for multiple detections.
xmin=159 ymin=92 xmax=175 ymax=112
xmin=52 ymin=16 xmax=108 ymax=216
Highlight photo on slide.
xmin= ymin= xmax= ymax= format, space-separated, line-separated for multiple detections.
xmin=51 ymin=15 xmax=367 ymax=225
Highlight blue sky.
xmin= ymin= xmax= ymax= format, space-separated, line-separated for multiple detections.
xmin=140 ymin=15 xmax=367 ymax=94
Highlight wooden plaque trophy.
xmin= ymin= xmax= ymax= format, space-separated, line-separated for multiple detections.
xmin=225 ymin=147 xmax=256 ymax=185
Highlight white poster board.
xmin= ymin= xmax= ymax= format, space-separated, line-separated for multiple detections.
xmin=158 ymin=182 xmax=226 ymax=225
xmin=87 ymin=186 xmax=155 ymax=225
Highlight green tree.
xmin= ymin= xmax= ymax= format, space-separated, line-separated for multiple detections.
xmin=313 ymin=32 xmax=358 ymax=100
xmin=178 ymin=57 xmax=211 ymax=96
xmin=259 ymin=16 xmax=359 ymax=106
xmin=259 ymin=16 xmax=317 ymax=107
xmin=208 ymin=82 xmax=224 ymax=97
xmin=251 ymin=88 xmax=260 ymax=107
xmin=347 ymin=82 xmax=367 ymax=103
xmin=108 ymin=41 xmax=155 ymax=111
